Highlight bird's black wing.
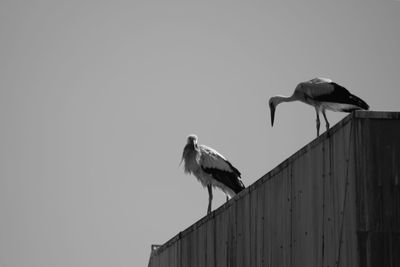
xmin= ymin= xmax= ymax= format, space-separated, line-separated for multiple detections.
xmin=199 ymin=145 xmax=245 ymax=194
xmin=315 ymin=82 xmax=369 ymax=110
xmin=303 ymin=81 xmax=369 ymax=110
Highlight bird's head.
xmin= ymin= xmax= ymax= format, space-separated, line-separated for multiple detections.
xmin=268 ymin=97 xmax=277 ymax=127
xmin=180 ymin=134 xmax=198 ymax=167
xmin=186 ymin=134 xmax=198 ymax=146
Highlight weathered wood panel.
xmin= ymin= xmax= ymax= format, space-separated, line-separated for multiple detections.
xmin=215 ymin=207 xmax=228 ymax=267
xmin=243 ymin=192 xmax=251 ymax=267
xmin=264 ymin=165 xmax=291 ymax=267
xmin=291 ymin=143 xmax=324 ymax=267
xmin=355 ymin=116 xmax=400 ymax=267
xmin=148 ymin=111 xmax=400 ymax=267
xmin=249 ymin=188 xmax=257 ymax=267
xmin=205 ymin=218 xmax=215 ymax=267
xmin=255 ymin=182 xmax=264 ymax=267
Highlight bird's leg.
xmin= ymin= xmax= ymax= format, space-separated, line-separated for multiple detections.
xmin=315 ymin=108 xmax=320 ymax=137
xmin=322 ymin=109 xmax=330 ymax=130
xmin=207 ymin=185 xmax=213 ymax=215
xmin=226 ymin=195 xmax=229 ymax=203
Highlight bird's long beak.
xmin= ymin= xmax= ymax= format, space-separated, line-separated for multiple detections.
xmin=270 ymin=105 xmax=275 ymax=127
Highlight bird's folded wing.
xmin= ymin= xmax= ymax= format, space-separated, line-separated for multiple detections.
xmin=199 ymin=145 xmax=244 ymax=193
xmin=310 ymin=83 xmax=353 ymax=104
xmin=300 ymin=80 xmax=354 ymax=104
xmin=198 ymin=145 xmax=234 ymax=173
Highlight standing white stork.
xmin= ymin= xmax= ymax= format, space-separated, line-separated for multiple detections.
xmin=180 ymin=134 xmax=245 ymax=215
xmin=269 ymin=77 xmax=369 ymax=137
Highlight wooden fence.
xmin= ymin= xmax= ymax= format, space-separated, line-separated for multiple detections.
xmin=148 ymin=111 xmax=400 ymax=267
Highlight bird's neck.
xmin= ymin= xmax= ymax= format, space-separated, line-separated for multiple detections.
xmin=274 ymin=94 xmax=297 ymax=105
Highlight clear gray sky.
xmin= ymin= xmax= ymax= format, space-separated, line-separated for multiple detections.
xmin=1 ymin=1 xmax=399 ymax=266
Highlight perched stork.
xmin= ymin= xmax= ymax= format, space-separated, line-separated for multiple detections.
xmin=269 ymin=77 xmax=369 ymax=137
xmin=180 ymin=134 xmax=245 ymax=215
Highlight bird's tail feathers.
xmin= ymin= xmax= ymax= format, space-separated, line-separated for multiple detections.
xmin=226 ymin=160 xmax=241 ymax=177
xmin=237 ymin=179 xmax=245 ymax=193
xmin=231 ymin=176 xmax=245 ymax=194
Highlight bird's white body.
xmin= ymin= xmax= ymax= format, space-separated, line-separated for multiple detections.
xmin=318 ymin=102 xmax=361 ymax=112
xmin=181 ymin=135 xmax=244 ymax=214
xmin=183 ymin=144 xmax=237 ymax=198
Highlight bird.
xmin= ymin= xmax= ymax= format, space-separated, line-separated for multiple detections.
xmin=180 ymin=134 xmax=245 ymax=215
xmin=268 ymin=77 xmax=369 ymax=137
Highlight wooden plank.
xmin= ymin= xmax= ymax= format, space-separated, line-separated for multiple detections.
xmin=168 ymin=243 xmax=174 ymax=267
xmin=256 ymin=180 xmax=265 ymax=267
xmin=215 ymin=209 xmax=228 ymax=267
xmin=355 ymin=118 xmax=400 ymax=232
xmin=249 ymin=188 xmax=258 ymax=267
xmin=227 ymin=204 xmax=237 ymax=267
xmin=355 ymin=118 xmax=400 ymax=266
xmin=205 ymin=218 xmax=215 ymax=267
xmin=358 ymin=232 xmax=400 ymax=267
xmin=153 ymin=252 xmax=159 ymax=267
xmin=243 ymin=192 xmax=251 ymax=267
xmin=182 ymin=234 xmax=190 ymax=267
xmin=197 ymin=223 xmax=206 ymax=267
xmin=322 ymin=135 xmax=337 ymax=267
xmin=263 ymin=166 xmax=291 ymax=267
xmin=235 ymin=192 xmax=245 ymax=267
xmin=291 ymin=141 xmax=324 ymax=267
xmin=323 ymin=125 xmax=345 ymax=266
xmin=262 ymin=177 xmax=272 ymax=267
xmin=191 ymin=227 xmax=198 ymax=267
xmin=158 ymin=249 xmax=166 ymax=267
xmin=282 ymin=167 xmax=290 ymax=267
xmin=367 ymin=119 xmax=400 ymax=232
xmin=336 ymin=122 xmax=358 ymax=267
xmin=320 ymin=121 xmax=359 ymax=267
xmin=176 ymin=238 xmax=182 ymax=267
